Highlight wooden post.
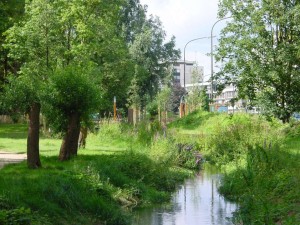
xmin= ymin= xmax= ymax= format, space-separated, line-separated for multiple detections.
xmin=180 ymin=96 xmax=184 ymax=118
xmin=113 ymin=96 xmax=117 ymax=121
xmin=158 ymin=105 xmax=161 ymax=123
xmin=185 ymin=103 xmax=188 ymax=116
xmin=128 ymin=108 xmax=133 ymax=124
xmin=164 ymin=103 xmax=167 ymax=125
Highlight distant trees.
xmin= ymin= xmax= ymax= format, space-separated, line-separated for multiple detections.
xmin=216 ymin=0 xmax=300 ymax=122
xmin=186 ymin=64 xmax=203 ymax=112
xmin=127 ymin=15 xmax=180 ymax=107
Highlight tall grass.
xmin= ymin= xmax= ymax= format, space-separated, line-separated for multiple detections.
xmin=0 ymin=121 xmax=192 ymax=225
xmin=169 ymin=110 xmax=299 ymax=224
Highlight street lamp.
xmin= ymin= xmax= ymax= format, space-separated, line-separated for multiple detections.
xmin=210 ymin=16 xmax=232 ymax=100
xmin=184 ymin=36 xmax=212 ymax=89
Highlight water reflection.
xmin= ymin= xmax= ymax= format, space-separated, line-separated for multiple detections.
xmin=133 ymin=168 xmax=237 ymax=225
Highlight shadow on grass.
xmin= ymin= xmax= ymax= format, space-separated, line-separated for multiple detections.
xmin=0 ymin=123 xmax=28 ymax=139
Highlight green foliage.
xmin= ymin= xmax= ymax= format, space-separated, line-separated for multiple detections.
xmin=2 ymin=75 xmax=39 ymax=115
xmin=216 ymin=0 xmax=300 ymax=122
xmin=128 ymin=16 xmax=180 ymax=101
xmin=0 ymin=141 xmax=190 ymax=225
xmin=41 ymin=65 xmax=101 ymax=133
xmin=0 ymin=0 xmax=25 ymax=88
xmin=0 ymin=121 xmax=197 ymax=224
xmin=148 ymin=137 xmax=177 ymax=165
xmin=1 ymin=0 xmax=181 ymax=114
xmin=168 ymin=110 xmax=299 ymax=224
xmin=127 ymin=73 xmax=141 ymax=108
xmin=176 ymin=143 xmax=203 ymax=170
xmin=199 ymin=87 xmax=209 ymax=111
xmin=205 ymin=114 xmax=283 ymax=165
xmin=168 ymin=109 xmax=215 ymax=130
xmin=169 ymin=83 xmax=186 ymax=113
xmin=186 ymin=64 xmax=203 ymax=112
xmin=156 ymin=86 xmax=171 ymax=111
xmin=146 ymin=100 xmax=158 ymax=117
xmin=219 ymin=145 xmax=300 ymax=224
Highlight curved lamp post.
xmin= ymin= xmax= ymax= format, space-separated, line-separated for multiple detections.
xmin=183 ymin=36 xmax=212 ymax=89
xmin=210 ymin=16 xmax=232 ymax=100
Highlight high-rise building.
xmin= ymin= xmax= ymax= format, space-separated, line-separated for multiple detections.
xmin=172 ymin=60 xmax=204 ymax=87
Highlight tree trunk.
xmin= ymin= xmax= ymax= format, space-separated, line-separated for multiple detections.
xmin=59 ymin=112 xmax=80 ymax=161
xmin=27 ymin=102 xmax=42 ymax=169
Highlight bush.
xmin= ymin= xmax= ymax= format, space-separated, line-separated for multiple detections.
xmin=205 ymin=114 xmax=283 ymax=165
xmin=219 ymin=145 xmax=300 ymax=224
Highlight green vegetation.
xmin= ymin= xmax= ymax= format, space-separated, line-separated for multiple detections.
xmin=216 ymin=0 xmax=300 ymax=123
xmin=169 ymin=110 xmax=300 ymax=224
xmin=0 ymin=122 xmax=193 ymax=225
xmin=1 ymin=111 xmax=300 ymax=224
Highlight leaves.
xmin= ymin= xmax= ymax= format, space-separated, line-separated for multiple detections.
xmin=216 ymin=0 xmax=300 ymax=122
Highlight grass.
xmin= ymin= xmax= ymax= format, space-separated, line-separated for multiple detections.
xmin=2 ymin=111 xmax=299 ymax=224
xmin=0 ymin=121 xmax=192 ymax=225
xmin=168 ymin=110 xmax=300 ymax=224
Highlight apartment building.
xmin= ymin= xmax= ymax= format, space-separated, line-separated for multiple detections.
xmin=172 ymin=60 xmax=204 ymax=87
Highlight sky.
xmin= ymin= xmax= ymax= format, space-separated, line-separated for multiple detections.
xmin=139 ymin=0 xmax=228 ymax=79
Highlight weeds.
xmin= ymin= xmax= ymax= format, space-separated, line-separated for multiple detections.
xmin=169 ymin=110 xmax=299 ymax=224
xmin=0 ymin=121 xmax=192 ymax=225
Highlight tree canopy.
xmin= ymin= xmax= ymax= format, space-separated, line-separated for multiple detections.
xmin=1 ymin=0 xmax=181 ymax=163
xmin=216 ymin=0 xmax=300 ymax=122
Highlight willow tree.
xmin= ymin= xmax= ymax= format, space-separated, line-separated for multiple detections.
xmin=42 ymin=65 xmax=100 ymax=160
xmin=216 ymin=0 xmax=300 ymax=122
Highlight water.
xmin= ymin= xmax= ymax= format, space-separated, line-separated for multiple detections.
xmin=133 ymin=168 xmax=237 ymax=225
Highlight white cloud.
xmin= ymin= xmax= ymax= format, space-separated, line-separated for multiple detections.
xmin=140 ymin=0 xmax=226 ymax=78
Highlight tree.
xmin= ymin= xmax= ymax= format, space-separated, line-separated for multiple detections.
xmin=199 ymin=87 xmax=209 ymax=112
xmin=216 ymin=0 xmax=300 ymax=122
xmin=2 ymin=75 xmax=42 ymax=168
xmin=3 ymin=0 xmax=60 ymax=168
xmin=186 ymin=64 xmax=203 ymax=112
xmin=4 ymin=0 xmax=128 ymax=164
xmin=42 ymin=65 xmax=100 ymax=160
xmin=128 ymin=15 xmax=180 ymax=105
xmin=119 ymin=0 xmax=147 ymax=44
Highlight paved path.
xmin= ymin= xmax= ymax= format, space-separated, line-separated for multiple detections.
xmin=0 ymin=151 xmax=27 ymax=169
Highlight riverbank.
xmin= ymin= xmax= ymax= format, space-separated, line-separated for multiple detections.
xmin=1 ymin=112 xmax=299 ymax=224
xmin=0 ymin=122 xmax=194 ymax=225
xmin=133 ymin=164 xmax=237 ymax=225
xmin=169 ymin=111 xmax=300 ymax=224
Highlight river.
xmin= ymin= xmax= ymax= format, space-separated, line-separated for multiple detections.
xmin=133 ymin=166 xmax=238 ymax=225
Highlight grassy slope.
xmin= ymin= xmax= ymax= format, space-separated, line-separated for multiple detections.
xmin=169 ymin=110 xmax=300 ymax=224
xmin=2 ymin=112 xmax=299 ymax=224
xmin=0 ymin=122 xmax=191 ymax=225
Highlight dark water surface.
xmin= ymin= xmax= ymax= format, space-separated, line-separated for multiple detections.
xmin=133 ymin=168 xmax=237 ymax=225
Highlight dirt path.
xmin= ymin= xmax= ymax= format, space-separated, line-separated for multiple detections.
xmin=0 ymin=151 xmax=27 ymax=169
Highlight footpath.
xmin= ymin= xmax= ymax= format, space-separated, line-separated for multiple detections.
xmin=0 ymin=151 xmax=26 ymax=169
